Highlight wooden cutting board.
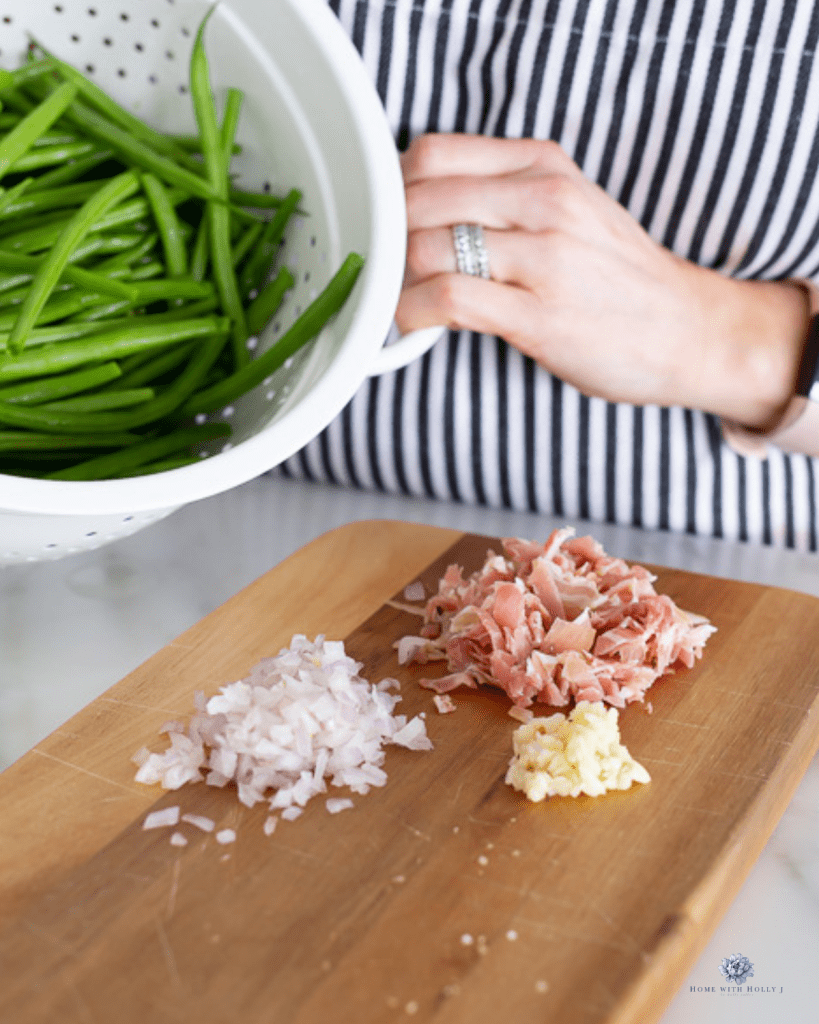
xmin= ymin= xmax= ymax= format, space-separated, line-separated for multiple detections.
xmin=2 ymin=520 xmax=819 ymax=1024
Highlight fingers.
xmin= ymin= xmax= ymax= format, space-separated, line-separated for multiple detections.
xmin=405 ymin=166 xmax=597 ymax=237
xmin=395 ymin=271 xmax=542 ymax=341
xmin=401 ymin=132 xmax=580 ymax=184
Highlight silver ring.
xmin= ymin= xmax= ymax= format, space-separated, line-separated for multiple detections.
xmin=452 ymin=223 xmax=491 ymax=279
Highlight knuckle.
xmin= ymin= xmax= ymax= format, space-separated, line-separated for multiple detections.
xmin=404 ymin=231 xmax=437 ymax=280
xmin=404 ymin=132 xmax=446 ymax=176
xmin=527 ymin=173 xmax=581 ymax=222
xmin=531 ymin=138 xmax=574 ymax=172
xmin=432 ymin=273 xmax=471 ymax=319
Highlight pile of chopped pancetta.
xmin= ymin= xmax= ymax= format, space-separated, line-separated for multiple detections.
xmin=396 ymin=528 xmax=716 ymax=710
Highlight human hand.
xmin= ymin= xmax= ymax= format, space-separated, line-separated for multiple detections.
xmin=397 ymin=133 xmax=808 ymax=430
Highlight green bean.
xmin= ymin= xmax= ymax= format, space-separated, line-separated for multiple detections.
xmin=0 ymin=199 xmax=150 ymax=254
xmin=66 ymin=298 xmax=136 ymax=323
xmin=0 ymin=279 xmax=67 ymax=309
xmin=0 ymin=289 xmax=117 ymax=331
xmin=124 ymin=261 xmax=165 ymax=283
xmin=246 ymin=266 xmax=294 ymax=337
xmin=33 ymin=131 xmax=83 ymax=148
xmin=190 ymin=8 xmax=222 ymax=192
xmin=240 ymin=188 xmax=301 ymax=299
xmin=43 ymin=386 xmax=154 ymax=413
xmin=141 ymin=172 xmax=187 ymax=278
xmin=6 ymin=57 xmax=58 ymax=88
xmin=130 ymin=279 xmax=214 ymax=304
xmin=113 ymin=453 xmax=201 ymax=476
xmin=65 ymin=277 xmax=209 ymax=324
xmin=0 ymin=81 xmax=77 ymax=179
xmin=184 ymin=252 xmax=364 ymax=415
xmin=40 ymin=46 xmax=207 ymax=174
xmin=0 ymin=362 xmax=122 ymax=404
xmin=93 ymin=232 xmax=159 ymax=272
xmin=220 ymin=88 xmax=243 ymax=162
xmin=0 ymin=272 xmax=31 ymax=296
xmin=28 ymin=149 xmax=117 ymax=190
xmin=0 ymin=328 xmax=228 ymax=433
xmin=0 ymin=429 xmax=142 ymax=453
xmin=191 ymin=10 xmax=249 ymax=369
xmin=0 ymin=320 xmax=128 ymax=351
xmin=112 ymin=342 xmax=196 ymax=390
xmin=189 ymin=214 xmax=209 ymax=283
xmin=232 ymin=219 xmax=264 ymax=269
xmin=173 ymin=133 xmax=241 ymax=156
xmin=0 ymin=315 xmax=228 ymax=382
xmin=210 ymin=205 xmax=249 ymax=366
xmin=61 ymin=98 xmax=220 ymax=202
xmin=47 ymin=421 xmax=231 ymax=480
xmin=5 ymin=170 xmax=141 ymax=354
xmin=0 ymin=248 xmax=137 ymax=300
xmin=71 ymin=233 xmax=147 ymax=260
xmin=0 ymin=181 xmax=101 ymax=218
xmin=90 ymin=197 xmax=152 ymax=232
xmin=8 ymin=140 xmax=98 ymax=173
xmin=0 ymin=208 xmax=71 ymax=245
xmin=228 ymin=187 xmax=288 ymax=210
xmin=0 ymin=177 xmax=34 ymax=216
xmin=109 ymin=296 xmax=219 ymax=329
xmin=0 ymin=88 xmax=36 ymax=116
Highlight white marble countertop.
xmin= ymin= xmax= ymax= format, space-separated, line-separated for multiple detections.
xmin=1 ymin=474 xmax=816 ymax=1023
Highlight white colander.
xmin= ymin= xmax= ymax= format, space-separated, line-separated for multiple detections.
xmin=0 ymin=0 xmax=441 ymax=564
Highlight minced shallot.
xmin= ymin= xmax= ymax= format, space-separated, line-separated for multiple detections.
xmin=142 ymin=806 xmax=180 ymax=830
xmin=133 ymin=634 xmax=433 ymax=826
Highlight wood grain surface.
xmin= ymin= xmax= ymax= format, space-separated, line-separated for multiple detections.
xmin=2 ymin=519 xmax=819 ymax=1024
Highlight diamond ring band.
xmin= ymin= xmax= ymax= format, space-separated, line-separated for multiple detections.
xmin=452 ymin=223 xmax=491 ymax=279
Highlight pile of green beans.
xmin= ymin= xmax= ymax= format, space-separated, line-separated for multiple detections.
xmin=0 ymin=11 xmax=364 ymax=481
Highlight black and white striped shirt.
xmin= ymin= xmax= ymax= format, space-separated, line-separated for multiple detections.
xmin=280 ymin=0 xmax=819 ymax=551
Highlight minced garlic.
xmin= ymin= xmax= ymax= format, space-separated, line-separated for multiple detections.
xmin=504 ymin=701 xmax=650 ymax=801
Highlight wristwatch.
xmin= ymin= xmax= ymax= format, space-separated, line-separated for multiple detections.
xmin=795 ymin=307 xmax=819 ymax=403
xmin=721 ymin=278 xmax=819 ymax=459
